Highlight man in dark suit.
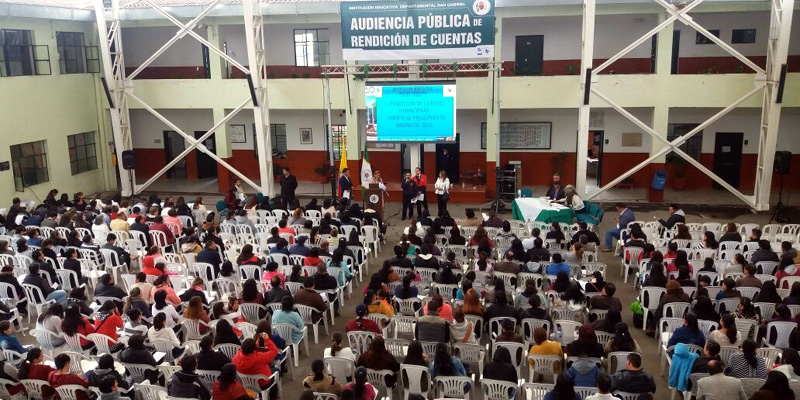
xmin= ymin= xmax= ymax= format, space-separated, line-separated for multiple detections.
xmin=197 ymin=239 xmax=222 ymax=275
xmin=101 ymin=234 xmax=132 ymax=267
xmin=338 ymin=168 xmax=353 ymax=201
xmin=545 ymin=174 xmax=565 ymax=201
xmin=279 ymin=167 xmax=298 ymax=210
xmin=401 ymin=172 xmax=417 ymax=220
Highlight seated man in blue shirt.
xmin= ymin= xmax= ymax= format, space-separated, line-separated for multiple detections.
xmin=545 ymin=253 xmax=571 ymax=276
xmin=602 ymin=202 xmax=635 ymax=252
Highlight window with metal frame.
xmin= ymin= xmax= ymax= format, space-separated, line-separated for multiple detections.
xmin=56 ymin=32 xmax=87 ymax=74
xmin=329 ymin=124 xmax=347 ymax=161
xmin=731 ymin=29 xmax=756 ymax=44
xmin=67 ymin=132 xmax=98 ymax=175
xmin=667 ymin=123 xmax=703 ymax=162
xmin=270 ymin=124 xmax=288 ymax=159
xmin=1 ymin=29 xmax=35 ymax=76
xmin=294 ymin=29 xmax=330 ymax=67
xmin=10 ymin=140 xmax=49 ymax=191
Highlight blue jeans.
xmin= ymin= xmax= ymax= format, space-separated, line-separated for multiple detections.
xmin=605 ymin=228 xmax=621 ymax=249
xmin=46 ymin=290 xmax=67 ymax=305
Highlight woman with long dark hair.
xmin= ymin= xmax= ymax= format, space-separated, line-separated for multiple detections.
xmin=709 ymin=314 xmax=741 ymax=347
xmin=756 ymin=281 xmax=783 ymax=303
xmin=324 ymin=332 xmax=356 ymax=362
xmin=147 ymin=312 xmax=183 ymax=359
xmin=544 ymin=374 xmax=580 ymax=400
xmin=35 ymin=303 xmax=65 ymax=347
xmin=591 ymin=308 xmax=622 ymax=333
xmin=212 ymin=363 xmax=253 ymax=400
xmin=749 ymin=371 xmax=795 ymax=400
xmin=402 ymin=340 xmax=428 ymax=367
xmin=151 ymin=290 xmax=182 ymax=328
xmin=429 ymin=342 xmax=470 ymax=391
xmin=773 ymin=348 xmax=800 ymax=382
xmin=667 ymin=313 xmax=706 ymax=348
xmin=214 ymin=319 xmax=242 ymax=346
xmin=303 ymin=359 xmax=343 ymax=396
xmin=700 ymin=231 xmax=719 ymax=250
xmin=546 ymin=222 xmax=565 ymax=243
xmin=667 ymin=250 xmax=693 ymax=274
xmin=356 ymin=337 xmax=400 ymax=386
xmin=550 ymin=271 xmax=571 ymax=293
xmin=61 ymin=304 xmax=95 ymax=350
xmin=643 ymin=261 xmax=668 ymax=288
xmin=726 ymin=339 xmax=767 ymax=378
xmin=734 ymin=297 xmax=760 ymax=323
xmin=345 ymin=304 xmax=381 ymax=335
xmin=692 ymin=295 xmax=720 ymax=322
xmin=236 ymin=244 xmax=264 ymax=266
xmin=605 ymin=322 xmax=642 ymax=355
xmin=342 ymin=367 xmax=376 ymax=400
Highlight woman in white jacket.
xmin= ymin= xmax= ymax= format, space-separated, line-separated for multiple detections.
xmin=434 ymin=170 xmax=451 ymax=218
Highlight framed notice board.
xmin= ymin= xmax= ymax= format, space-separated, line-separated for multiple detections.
xmin=481 ymin=122 xmax=552 ymax=149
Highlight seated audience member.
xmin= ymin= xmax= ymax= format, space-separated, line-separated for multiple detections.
xmin=736 ymin=263 xmax=762 ymax=289
xmin=657 ymin=204 xmax=686 ymax=229
xmin=295 ymin=277 xmax=327 ymax=323
xmin=416 ymin=299 xmax=450 ymax=342
xmin=343 ymin=368 xmax=376 ymax=400
xmin=346 ymin=304 xmax=381 ymax=335
xmin=751 ymin=240 xmax=780 ymax=265
xmin=212 ymin=363 xmax=254 ymax=400
xmin=590 ymin=282 xmax=622 ymax=311
xmin=168 ymin=354 xmax=211 ymax=400
xmin=232 ymin=338 xmax=279 ymax=393
xmin=655 ymin=280 xmax=691 ymax=320
xmin=568 ymin=355 xmax=601 ymax=388
xmin=602 ymin=203 xmax=635 ymax=252
xmin=48 ymin=353 xmax=90 ymax=400
xmin=303 ymin=359 xmax=343 ymax=396
xmin=356 ymin=337 xmax=400 ymax=387
xmin=483 ymin=347 xmax=518 ymax=385
xmin=726 ymin=339 xmax=767 ymax=379
xmin=567 ymin=325 xmax=604 ymax=358
xmin=585 ymin=373 xmax=618 ymax=400
xmin=695 ymin=360 xmax=748 ymax=400
xmin=610 ymin=353 xmax=656 ymax=394
xmin=495 ymin=319 xmax=524 ymax=343
xmin=692 ymin=340 xmax=721 ymax=373
xmin=708 ymin=314 xmax=742 ymax=348
xmin=667 ymin=313 xmax=706 ymax=348
xmin=325 ymin=332 xmax=357 ymax=362
xmin=546 ymin=253 xmax=571 ymax=276
xmin=719 ymin=223 xmax=743 ymax=243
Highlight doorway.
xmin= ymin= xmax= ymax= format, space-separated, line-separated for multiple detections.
xmin=399 ymin=144 xmax=425 ymax=181
xmin=436 ymin=134 xmax=460 ymax=184
xmin=588 ymin=130 xmax=604 ymax=187
xmin=163 ymin=131 xmax=187 ymax=179
xmin=515 ymin=35 xmax=543 ymax=76
xmin=713 ymin=132 xmax=743 ymax=189
xmin=194 ymin=131 xmax=218 ymax=179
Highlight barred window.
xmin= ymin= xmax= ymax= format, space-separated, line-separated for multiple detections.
xmin=294 ymin=29 xmax=330 ymax=67
xmin=10 ymin=140 xmax=48 ymax=191
xmin=68 ymin=132 xmax=98 ymax=175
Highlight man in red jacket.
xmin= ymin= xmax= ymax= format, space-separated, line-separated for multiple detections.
xmin=232 ymin=337 xmax=279 ymax=397
xmin=149 ymin=216 xmax=176 ymax=245
xmin=412 ymin=167 xmax=429 ymax=216
xmin=48 ymin=353 xmax=90 ymax=400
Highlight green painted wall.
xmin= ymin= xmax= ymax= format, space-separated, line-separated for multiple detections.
xmin=0 ymin=18 xmax=114 ymax=207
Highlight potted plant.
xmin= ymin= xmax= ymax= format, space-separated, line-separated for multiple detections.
xmin=314 ymin=163 xmax=332 ymax=184
xmin=672 ymin=157 xmax=688 ymax=190
xmin=550 ymin=152 xmax=568 ymax=175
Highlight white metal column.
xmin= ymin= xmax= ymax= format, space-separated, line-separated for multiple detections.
xmin=575 ymin=0 xmax=596 ymax=197
xmin=94 ymin=0 xmax=134 ymax=196
xmin=242 ymin=0 xmax=274 ymax=196
xmin=754 ymin=0 xmax=794 ymax=211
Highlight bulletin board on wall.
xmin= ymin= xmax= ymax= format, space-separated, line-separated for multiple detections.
xmin=480 ymin=122 xmax=552 ymax=150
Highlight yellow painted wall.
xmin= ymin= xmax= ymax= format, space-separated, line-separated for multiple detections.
xmin=0 ymin=18 xmax=113 ymax=207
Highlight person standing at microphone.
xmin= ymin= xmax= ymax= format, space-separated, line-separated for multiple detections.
xmin=401 ymin=172 xmax=417 ymax=221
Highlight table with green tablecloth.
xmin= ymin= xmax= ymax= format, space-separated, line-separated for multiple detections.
xmin=512 ymin=197 xmax=575 ymax=224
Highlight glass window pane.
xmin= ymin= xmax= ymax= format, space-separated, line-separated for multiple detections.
xmin=88 ymin=157 xmax=97 ymax=170
xmin=317 ymin=29 xmax=329 ymax=41
xmin=86 ymin=145 xmax=95 ymax=157
xmin=85 ymin=132 xmax=94 ymax=144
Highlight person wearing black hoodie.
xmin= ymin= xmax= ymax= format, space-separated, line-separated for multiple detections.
xmin=196 ymin=335 xmax=230 ymax=372
xmin=483 ymin=347 xmax=518 ymax=385
xmin=167 ymin=354 xmax=211 ymax=400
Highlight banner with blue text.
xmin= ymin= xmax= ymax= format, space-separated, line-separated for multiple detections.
xmin=341 ymin=0 xmax=495 ymax=61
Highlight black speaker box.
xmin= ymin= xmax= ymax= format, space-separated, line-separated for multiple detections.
xmin=774 ymin=151 xmax=791 ymax=175
xmin=121 ymin=150 xmax=136 ymax=170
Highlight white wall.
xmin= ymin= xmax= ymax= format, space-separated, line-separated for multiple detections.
xmin=670 ymin=107 xmax=800 ymax=154
xmin=676 ymin=11 xmax=800 ymax=57
xmin=501 ymin=14 xmax=657 ymax=61
xmin=122 ymin=26 xmax=206 ymax=67
xmin=130 ymin=108 xmax=345 ymax=151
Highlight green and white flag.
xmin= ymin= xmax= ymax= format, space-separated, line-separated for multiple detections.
xmin=360 ymin=144 xmax=372 ymax=201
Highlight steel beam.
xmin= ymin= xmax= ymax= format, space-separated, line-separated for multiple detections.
xmin=128 ymin=92 xmax=262 ymax=193
xmin=127 ymin=0 xmax=223 ymax=81
xmin=242 ymin=0 xmax=274 ymax=196
xmin=576 ymin=0 xmax=596 ymax=196
xmin=94 ymin=0 xmax=134 ymax=196
xmin=754 ymin=0 xmax=794 ymax=211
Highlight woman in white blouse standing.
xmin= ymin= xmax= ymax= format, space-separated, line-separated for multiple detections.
xmin=434 ymin=170 xmax=452 ymax=218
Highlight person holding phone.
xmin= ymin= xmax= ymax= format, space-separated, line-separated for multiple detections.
xmin=412 ymin=167 xmax=428 ymax=216
xmin=401 ymin=173 xmax=417 ymax=221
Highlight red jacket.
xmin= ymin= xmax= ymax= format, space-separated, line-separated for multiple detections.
xmin=93 ymin=313 xmax=123 ymax=341
xmin=150 ymin=222 xmax=176 ymax=244
xmin=48 ymin=370 xmax=89 ymax=400
xmin=231 ymin=338 xmax=279 ymax=386
xmin=213 ymin=381 xmax=253 ymax=400
xmin=412 ymin=174 xmax=427 ymax=193
xmin=21 ymin=364 xmax=55 ymax=399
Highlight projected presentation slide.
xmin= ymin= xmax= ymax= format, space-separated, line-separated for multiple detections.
xmin=365 ymin=82 xmax=457 ymax=142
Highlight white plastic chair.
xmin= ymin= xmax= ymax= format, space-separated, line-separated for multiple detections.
xmin=20 ymin=379 xmax=52 ymax=400
xmin=324 ymin=356 xmax=356 ymax=385
xmin=527 ymin=354 xmax=563 ymax=383
xmin=521 ymin=383 xmax=554 ymax=400
xmin=273 ymin=322 xmax=308 ymax=367
xmin=20 ymin=283 xmax=56 ymax=324
xmin=482 ymin=379 xmax=518 ymax=400
xmin=434 ymin=376 xmax=472 ymax=400
xmin=764 ymin=321 xmax=796 ymax=348
xmin=295 ymin=304 xmax=329 ymax=344
xmin=640 ymin=286 xmax=666 ymax=329
xmin=399 ymin=363 xmax=431 ymax=400
xmin=215 ymin=343 xmax=241 ymax=359
xmin=134 ymin=383 xmax=167 ymax=400
xmin=366 ymin=368 xmax=397 ymax=400
xmin=125 ymin=363 xmax=159 ymax=382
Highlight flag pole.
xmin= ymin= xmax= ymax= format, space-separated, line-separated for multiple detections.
xmin=325 ymin=76 xmax=336 ymax=198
